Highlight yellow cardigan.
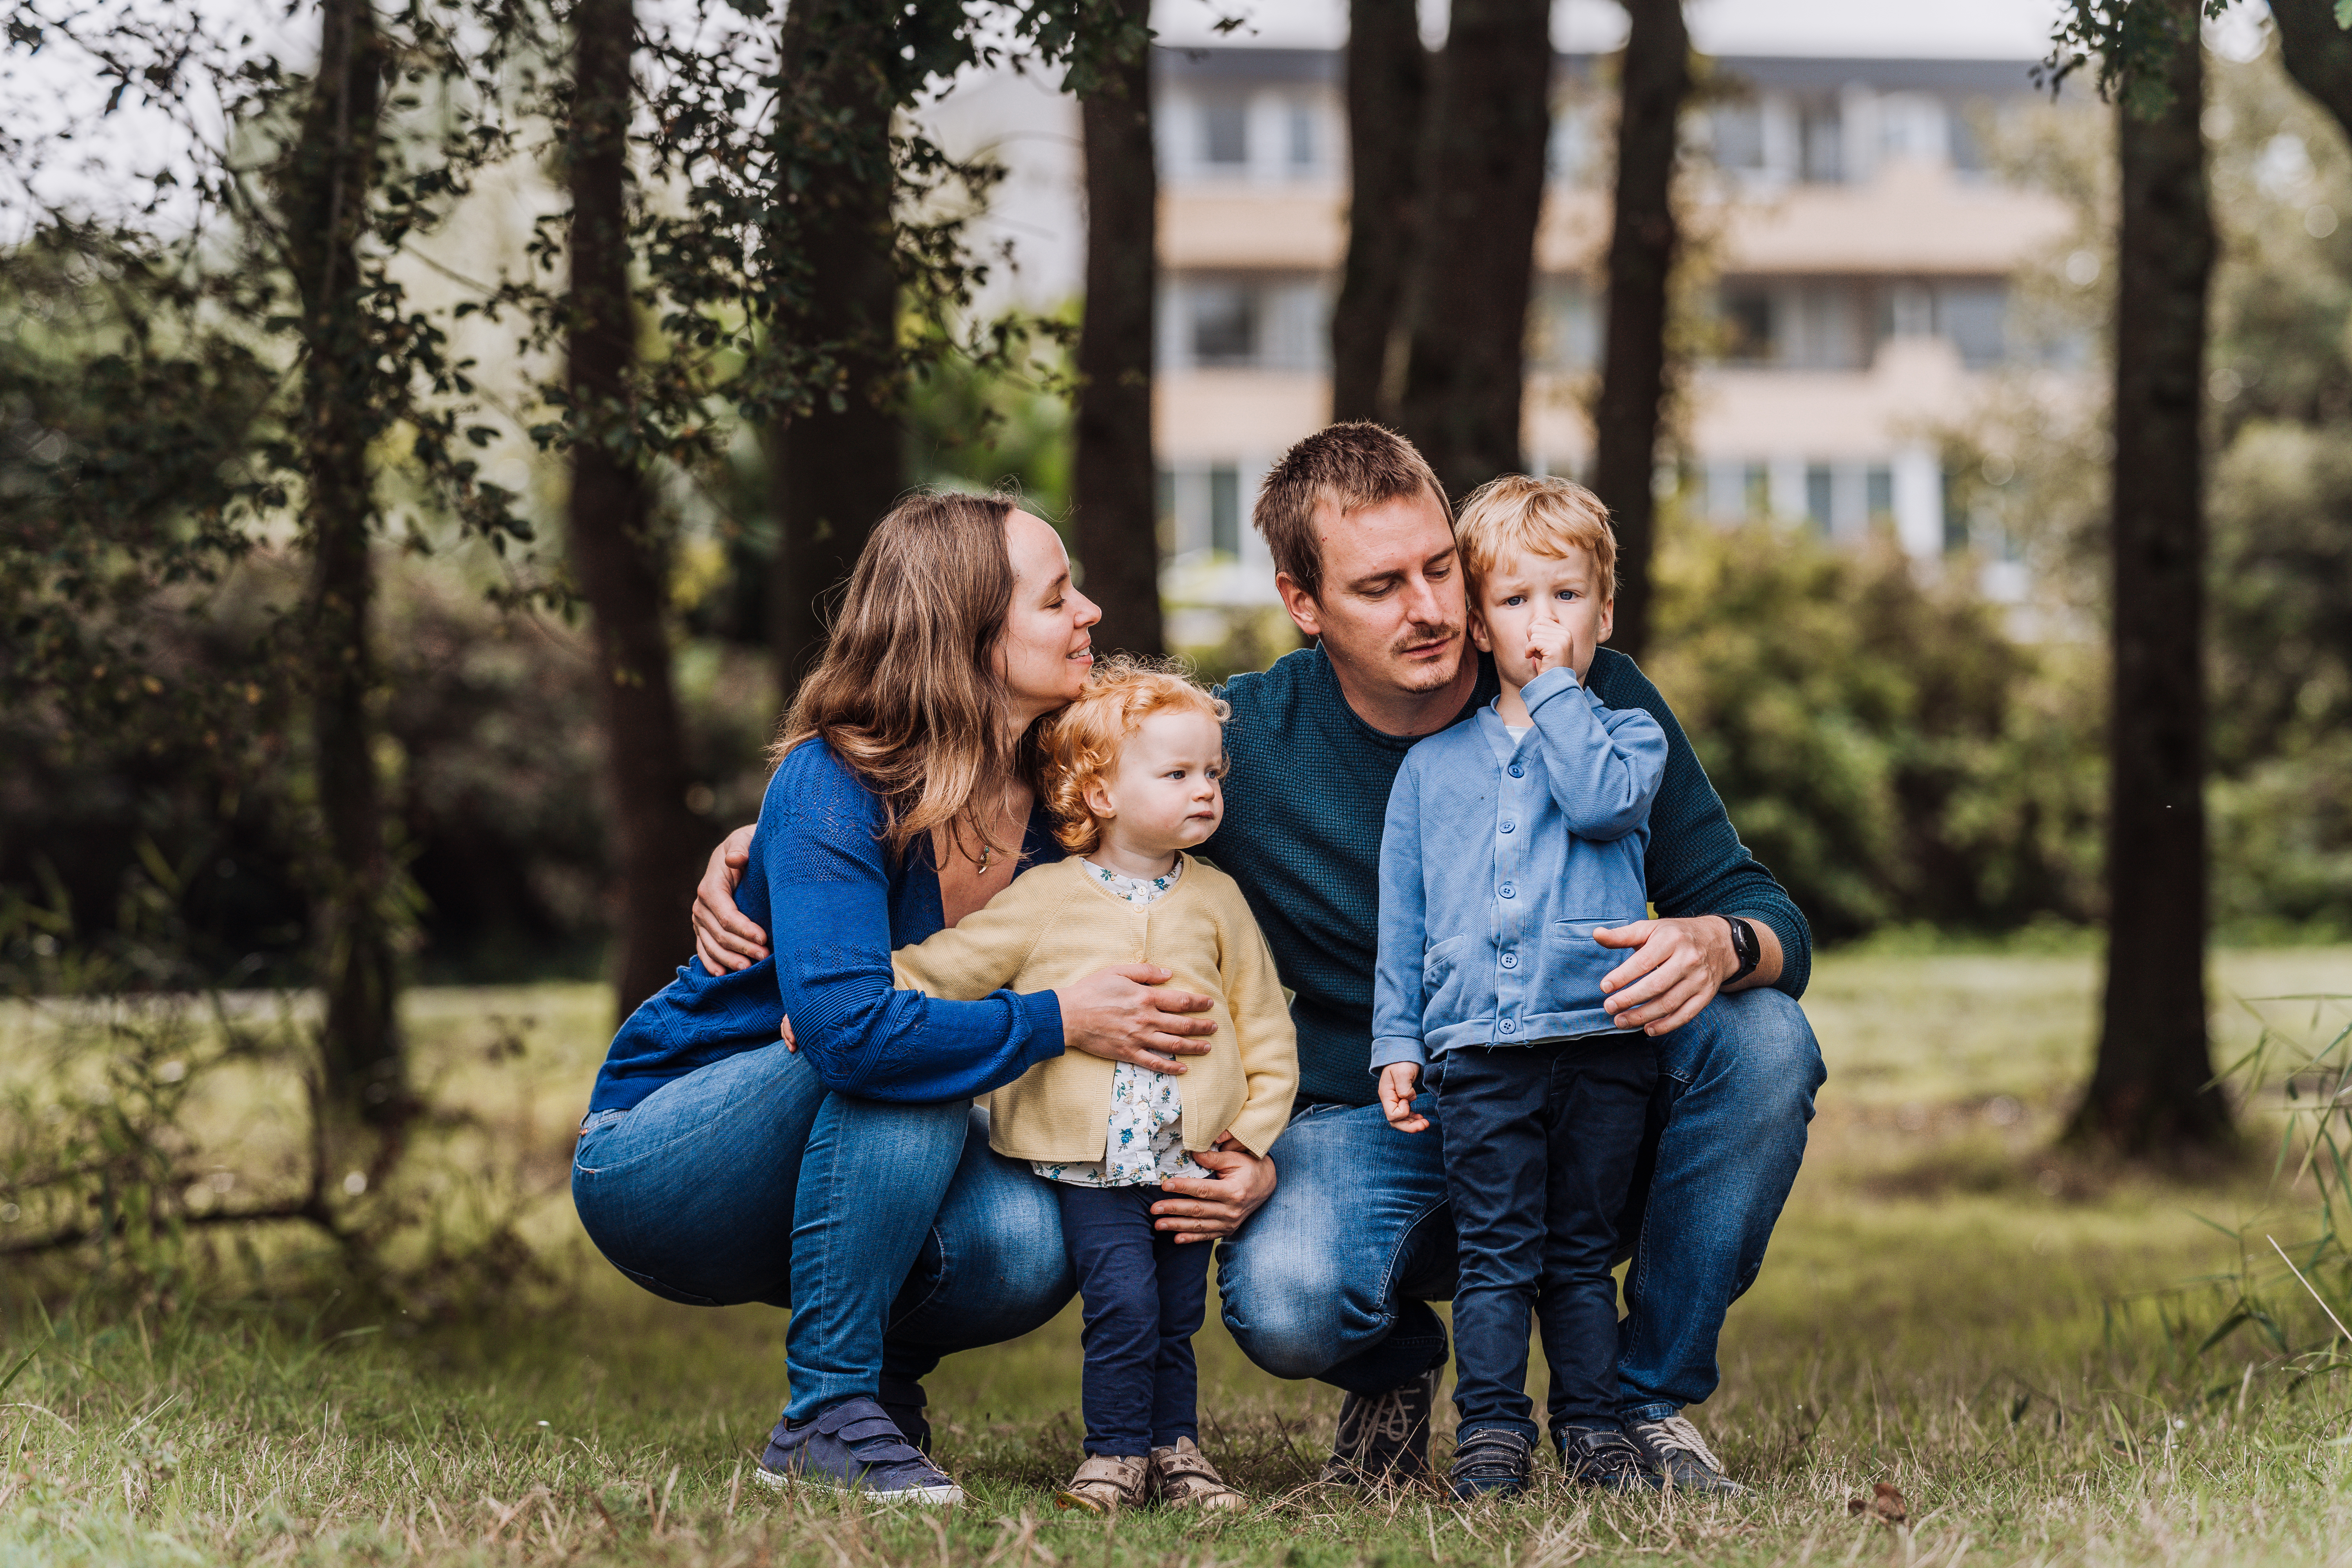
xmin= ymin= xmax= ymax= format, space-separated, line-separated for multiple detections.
xmin=891 ymin=854 xmax=1298 ymax=1164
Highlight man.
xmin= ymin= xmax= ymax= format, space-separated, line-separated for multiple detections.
xmin=693 ymin=424 xmax=1823 ymax=1490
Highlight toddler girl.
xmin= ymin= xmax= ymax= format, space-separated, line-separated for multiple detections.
xmin=892 ymin=657 xmax=1298 ymax=1514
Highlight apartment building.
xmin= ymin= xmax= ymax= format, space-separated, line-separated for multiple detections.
xmin=1149 ymin=44 xmax=2082 ymax=626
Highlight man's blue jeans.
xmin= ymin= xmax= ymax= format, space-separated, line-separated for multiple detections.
xmin=570 ymin=1041 xmax=1074 ymax=1421
xmin=1216 ymin=987 xmax=1825 ymax=1419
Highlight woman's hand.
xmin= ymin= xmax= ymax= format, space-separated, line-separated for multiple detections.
xmin=1151 ymin=1134 xmax=1276 ymax=1245
xmin=1055 ymin=965 xmax=1216 ymax=1074
xmin=692 ymin=826 xmax=769 ymax=973
xmin=1378 ymin=1063 xmax=1428 ymax=1132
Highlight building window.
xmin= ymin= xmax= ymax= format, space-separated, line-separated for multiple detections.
xmin=1209 ymin=466 xmax=1242 ymax=556
xmin=1201 ymin=98 xmax=1249 ymax=166
xmin=1866 ymin=465 xmax=1894 ymax=523
xmin=1800 ymin=101 xmax=1843 ymax=183
xmin=1717 ymin=280 xmax=1869 ymax=370
xmin=1534 ymin=281 xmax=1599 ymax=372
xmin=1190 ymin=283 xmax=1258 ymax=365
xmin=1935 ymin=283 xmax=2008 ymax=369
xmin=1711 ymin=101 xmax=1766 ymax=172
xmin=1287 ymin=101 xmax=1316 ymax=170
xmin=1806 ymin=465 xmax=1833 ymax=533
xmin=1720 ymin=287 xmax=1774 ymax=364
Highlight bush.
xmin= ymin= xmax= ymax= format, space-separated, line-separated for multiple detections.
xmin=1646 ymin=519 xmax=2103 ymax=942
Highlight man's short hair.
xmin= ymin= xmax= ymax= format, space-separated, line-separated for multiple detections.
xmin=1252 ymin=423 xmax=1450 ymax=602
xmin=1454 ymin=474 xmax=1619 ymax=605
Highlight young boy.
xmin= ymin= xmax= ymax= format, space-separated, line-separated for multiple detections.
xmin=892 ymin=658 xmax=1297 ymax=1515
xmin=1370 ymin=475 xmax=1670 ymax=1499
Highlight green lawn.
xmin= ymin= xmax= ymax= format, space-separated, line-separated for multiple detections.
xmin=3 ymin=949 xmax=2350 ymax=1565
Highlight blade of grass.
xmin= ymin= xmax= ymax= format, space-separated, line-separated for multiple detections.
xmin=2268 ymin=1235 xmax=2352 ymax=1345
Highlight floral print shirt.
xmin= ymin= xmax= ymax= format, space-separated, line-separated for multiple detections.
xmin=1031 ymin=859 xmax=1214 ymax=1189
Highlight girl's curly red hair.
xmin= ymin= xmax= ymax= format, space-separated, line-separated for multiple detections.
xmin=1040 ymin=656 xmax=1231 ymax=854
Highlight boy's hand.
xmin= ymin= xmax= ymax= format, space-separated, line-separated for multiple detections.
xmin=1524 ymin=609 xmax=1571 ymax=676
xmin=1378 ymin=1062 xmax=1428 ymax=1132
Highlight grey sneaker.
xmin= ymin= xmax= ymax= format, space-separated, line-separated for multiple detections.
xmin=1624 ymin=1413 xmax=1744 ymax=1494
xmin=1445 ymin=1426 xmax=1534 ymax=1500
xmin=755 ymin=1397 xmax=964 ymax=1503
xmin=1557 ymin=1425 xmax=1662 ymax=1492
xmin=1318 ymin=1363 xmax=1441 ymax=1488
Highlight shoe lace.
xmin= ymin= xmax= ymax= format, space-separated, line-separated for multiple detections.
xmin=1644 ymin=1415 xmax=1726 ymax=1475
xmin=1335 ymin=1382 xmax=1418 ymax=1454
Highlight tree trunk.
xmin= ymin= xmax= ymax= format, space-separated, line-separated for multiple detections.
xmin=769 ymin=0 xmax=904 ymax=695
xmin=1330 ymin=0 xmax=1429 ymax=425
xmin=2271 ymin=0 xmax=2352 ymax=140
xmin=1588 ymin=0 xmax=1688 ymax=662
xmin=2069 ymin=0 xmax=2228 ymax=1156
xmin=1072 ymin=0 xmax=1164 ymax=659
xmin=284 ymin=0 xmax=403 ymax=1130
xmin=566 ymin=0 xmax=708 ymax=1018
xmin=1393 ymin=0 xmax=1553 ymax=501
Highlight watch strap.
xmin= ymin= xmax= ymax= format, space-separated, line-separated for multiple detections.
xmin=1719 ymin=915 xmax=1760 ymax=985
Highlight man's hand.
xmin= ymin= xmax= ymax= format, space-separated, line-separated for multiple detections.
xmin=1525 ymin=608 xmax=1570 ymax=675
xmin=1591 ymin=915 xmax=1765 ymax=1036
xmin=693 ymin=825 xmax=769 ymax=974
xmin=1056 ymin=965 xmax=1217 ymax=1075
xmin=1378 ymin=1062 xmax=1428 ymax=1132
xmin=1151 ymin=1134 xmax=1277 ymax=1244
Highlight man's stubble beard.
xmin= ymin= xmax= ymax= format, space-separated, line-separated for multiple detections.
xmin=1385 ymin=625 xmax=1466 ymax=694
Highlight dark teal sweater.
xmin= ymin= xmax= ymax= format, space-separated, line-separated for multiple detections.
xmin=1207 ymin=644 xmax=1812 ymax=1108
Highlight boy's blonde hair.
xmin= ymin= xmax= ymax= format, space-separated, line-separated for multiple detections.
xmin=1454 ymin=474 xmax=1619 ymax=606
xmin=1040 ymin=656 xmax=1230 ymax=854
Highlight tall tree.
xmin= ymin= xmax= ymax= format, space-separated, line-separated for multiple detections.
xmin=1330 ymin=0 xmax=1430 ymax=424
xmin=563 ymin=0 xmax=707 ymax=1017
xmin=1588 ymin=0 xmax=1688 ymax=662
xmin=2057 ymin=0 xmax=2229 ymax=1154
xmin=2271 ymin=0 xmax=2352 ymax=140
xmin=768 ymin=0 xmax=905 ymax=694
xmin=1071 ymin=0 xmax=1164 ymax=658
xmin=1393 ymin=0 xmax=1554 ymax=500
xmin=282 ymin=0 xmax=404 ymax=1129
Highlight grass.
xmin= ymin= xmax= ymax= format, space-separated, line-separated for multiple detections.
xmin=4 ymin=949 xmax=2352 ymax=1565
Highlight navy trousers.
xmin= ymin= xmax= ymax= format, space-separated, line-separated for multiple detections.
xmin=1058 ymin=1182 xmax=1214 ymax=1457
xmin=1436 ymin=1033 xmax=1659 ymax=1441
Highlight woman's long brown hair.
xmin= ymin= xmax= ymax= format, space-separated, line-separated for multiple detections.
xmin=771 ymin=490 xmax=1043 ymax=863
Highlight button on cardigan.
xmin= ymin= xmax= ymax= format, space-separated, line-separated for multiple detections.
xmin=1370 ymin=665 xmax=1670 ymax=1072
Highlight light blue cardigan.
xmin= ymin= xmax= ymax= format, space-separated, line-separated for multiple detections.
xmin=1370 ymin=664 xmax=1670 ymax=1073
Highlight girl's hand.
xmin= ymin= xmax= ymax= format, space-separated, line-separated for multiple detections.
xmin=1378 ymin=1062 xmax=1428 ymax=1132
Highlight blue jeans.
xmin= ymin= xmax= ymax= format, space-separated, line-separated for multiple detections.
xmin=570 ymin=1041 xmax=1075 ymax=1421
xmin=1059 ymin=1184 xmax=1213 ymax=1455
xmin=1216 ymin=987 xmax=1824 ymax=1418
xmin=1437 ymin=1034 xmax=1657 ymax=1442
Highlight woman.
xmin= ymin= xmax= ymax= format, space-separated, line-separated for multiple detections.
xmin=572 ymin=492 xmax=1227 ymax=1503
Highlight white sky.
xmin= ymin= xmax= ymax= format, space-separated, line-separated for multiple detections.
xmin=1154 ymin=0 xmax=2076 ymax=57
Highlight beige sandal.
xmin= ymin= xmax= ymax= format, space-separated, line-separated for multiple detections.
xmin=1150 ymin=1437 xmax=1248 ymax=1512
xmin=1055 ymin=1453 xmax=1151 ymax=1514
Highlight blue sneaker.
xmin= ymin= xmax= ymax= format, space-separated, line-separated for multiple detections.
xmin=755 ymin=1397 xmax=964 ymax=1504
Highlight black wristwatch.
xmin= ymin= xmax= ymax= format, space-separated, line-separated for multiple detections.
xmin=1718 ymin=915 xmax=1760 ymax=986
